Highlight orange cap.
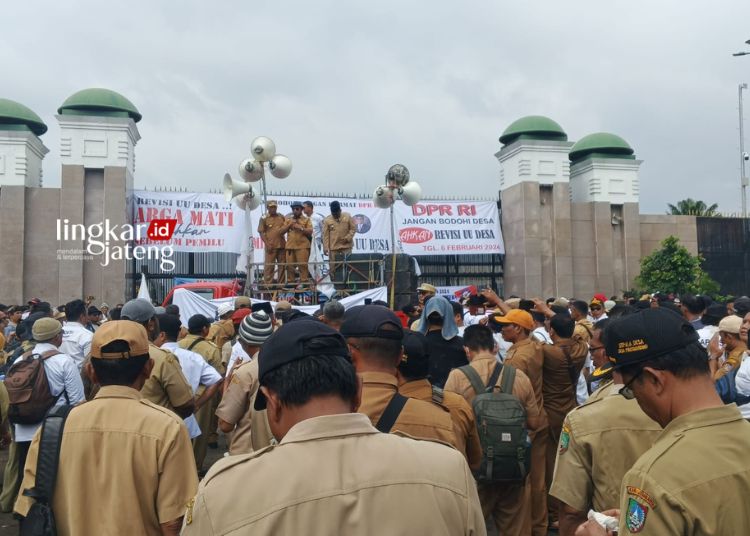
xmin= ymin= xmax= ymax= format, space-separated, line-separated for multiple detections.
xmin=491 ymin=309 xmax=534 ymax=331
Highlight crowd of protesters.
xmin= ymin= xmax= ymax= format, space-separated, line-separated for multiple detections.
xmin=0 ymin=285 xmax=748 ymax=535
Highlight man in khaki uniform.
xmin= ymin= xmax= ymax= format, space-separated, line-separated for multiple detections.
xmin=120 ymin=299 xmax=194 ymax=419
xmin=216 ymin=311 xmax=274 ymax=454
xmin=15 ymin=320 xmax=198 ymax=536
xmin=570 ymin=300 xmax=594 ymax=343
xmin=550 ymin=371 xmax=660 ymax=535
xmin=183 ymin=320 xmax=485 ymax=535
xmin=257 ymin=200 xmax=287 ymax=285
xmin=397 ymin=330 xmax=482 ymax=469
xmin=322 ymin=200 xmax=357 ymax=278
xmin=341 ymin=305 xmax=458 ymax=447
xmin=283 ymin=201 xmax=313 ymax=284
xmin=577 ymin=308 xmax=750 ymax=536
xmin=444 ymin=324 xmax=542 ymax=536
xmin=208 ymin=302 xmax=234 ymax=351
xmin=583 ymin=322 xmax=616 ymax=405
xmin=709 ymin=314 xmax=747 ymax=380
xmin=493 ymin=309 xmax=549 ymax=536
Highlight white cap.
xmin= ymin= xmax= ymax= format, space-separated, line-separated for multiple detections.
xmin=217 ymin=302 xmax=234 ymax=317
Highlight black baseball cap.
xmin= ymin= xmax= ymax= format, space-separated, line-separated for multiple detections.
xmin=291 ymin=200 xmax=303 ymax=208
xmin=254 ymin=319 xmax=350 ymax=410
xmin=398 ymin=330 xmax=430 ymax=378
xmin=734 ymin=297 xmax=750 ymax=317
xmin=606 ymin=308 xmax=698 ymax=370
xmin=340 ymin=305 xmax=404 ymax=341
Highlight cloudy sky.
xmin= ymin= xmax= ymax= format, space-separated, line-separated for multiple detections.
xmin=4 ymin=0 xmax=750 ymax=213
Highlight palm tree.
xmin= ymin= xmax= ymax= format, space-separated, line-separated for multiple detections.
xmin=666 ymin=198 xmax=721 ymax=217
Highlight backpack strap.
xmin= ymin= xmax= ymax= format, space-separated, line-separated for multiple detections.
xmin=376 ymin=392 xmax=408 ymax=433
xmin=187 ymin=337 xmax=205 ymax=352
xmin=459 ymin=365 xmax=486 ymax=397
xmin=38 ymin=350 xmax=61 ymax=361
xmin=499 ymin=363 xmax=516 ymax=394
xmin=487 ymin=363 xmax=504 ymax=393
xmin=431 ymin=385 xmax=444 ymax=405
xmin=21 ymin=404 xmax=74 ymax=504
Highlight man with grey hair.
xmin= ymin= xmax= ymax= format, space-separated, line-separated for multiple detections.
xmin=321 ymin=300 xmax=345 ymax=331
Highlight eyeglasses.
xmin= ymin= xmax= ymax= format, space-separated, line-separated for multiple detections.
xmin=618 ymin=367 xmax=645 ymax=400
xmin=589 ymin=345 xmax=605 ymax=353
xmin=590 ymin=306 xmax=602 ymax=311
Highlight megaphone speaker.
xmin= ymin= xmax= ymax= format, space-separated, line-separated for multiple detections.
xmin=223 ymin=173 xmax=253 ymax=202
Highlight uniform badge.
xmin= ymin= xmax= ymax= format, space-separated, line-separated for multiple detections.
xmin=559 ymin=423 xmax=571 ymax=454
xmin=626 ymin=497 xmax=648 ymax=533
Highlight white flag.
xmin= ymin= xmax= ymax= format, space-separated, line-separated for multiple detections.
xmin=137 ymin=273 xmax=152 ymax=303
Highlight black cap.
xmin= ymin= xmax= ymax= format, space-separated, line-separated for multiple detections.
xmin=467 ymin=294 xmax=485 ymax=306
xmin=187 ymin=314 xmax=212 ymax=332
xmin=254 ymin=319 xmax=350 ymax=410
xmin=734 ymin=297 xmax=750 ymax=317
xmin=88 ymin=306 xmax=102 ymax=315
xmin=606 ymin=308 xmax=699 ymax=370
xmin=291 ymin=200 xmax=303 ymax=208
xmin=330 ymin=200 xmax=341 ymax=212
xmin=398 ymin=330 xmax=430 ymax=378
xmin=340 ymin=305 xmax=404 ymax=340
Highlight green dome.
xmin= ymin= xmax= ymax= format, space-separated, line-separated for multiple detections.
xmin=569 ymin=132 xmax=634 ymax=163
xmin=499 ymin=115 xmax=567 ymax=145
xmin=58 ymin=88 xmax=141 ymax=122
xmin=0 ymin=98 xmax=47 ymax=136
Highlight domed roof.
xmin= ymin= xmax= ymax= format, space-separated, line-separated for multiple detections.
xmin=499 ymin=115 xmax=567 ymax=145
xmin=58 ymin=88 xmax=141 ymax=122
xmin=0 ymin=98 xmax=47 ymax=136
xmin=569 ymin=132 xmax=634 ymax=162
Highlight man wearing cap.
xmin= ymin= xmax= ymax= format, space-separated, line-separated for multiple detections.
xmin=708 ymin=315 xmax=747 ymax=380
xmin=11 ymin=317 xmax=85 ymax=492
xmin=234 ymin=295 xmax=252 ymax=310
xmin=282 ymin=201 xmax=313 ymax=284
xmin=15 ymin=320 xmax=198 ymax=535
xmin=341 ymin=305 xmax=458 ymax=447
xmin=323 ymin=200 xmax=356 ymax=280
xmin=444 ymin=324 xmax=542 ymax=536
xmin=120 ymin=299 xmax=194 ymax=420
xmin=589 ymin=298 xmax=607 ymax=323
xmin=397 ymin=330 xmax=482 ymax=468
xmin=216 ymin=310 xmax=275 ymax=454
xmin=493 ymin=308 xmax=549 ymax=536
xmin=550 ymin=320 xmax=661 ymax=535
xmin=59 ymin=299 xmax=93 ymax=371
xmin=463 ymin=294 xmax=488 ymax=327
xmin=222 ymin=308 xmax=252 ymax=371
xmin=157 ymin=315 xmax=222 ymax=462
xmin=183 ymin=319 xmax=484 ymax=535
xmin=410 ymin=283 xmax=437 ymax=330
xmin=208 ymin=302 xmax=235 ymax=351
xmin=257 ymin=200 xmax=287 ymax=286
xmin=577 ymin=308 xmax=750 ymax=536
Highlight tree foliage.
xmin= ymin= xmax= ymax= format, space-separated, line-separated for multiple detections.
xmin=636 ymin=235 xmax=720 ymax=296
xmin=666 ymin=198 xmax=720 ymax=217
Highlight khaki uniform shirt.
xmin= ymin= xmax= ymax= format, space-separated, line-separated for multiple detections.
xmin=178 ymin=334 xmax=224 ymax=375
xmin=444 ymin=351 xmax=544 ymax=434
xmin=358 ymin=371 xmax=457 ymax=448
xmin=257 ymin=213 xmax=287 ymax=249
xmin=182 ymin=413 xmax=485 ymax=535
xmin=542 ymin=337 xmax=589 ymax=430
xmin=618 ymin=404 xmax=750 ymax=535
xmin=207 ymin=319 xmax=234 ymax=356
xmin=585 ymin=378 xmax=615 ymax=405
xmin=549 ymin=386 xmax=661 ymax=513
xmin=140 ymin=344 xmax=194 ymax=412
xmin=215 ymin=359 xmax=273 ymax=454
xmin=15 ymin=386 xmax=198 ymax=535
xmin=504 ymin=338 xmax=549 ymax=432
xmin=399 ymin=378 xmax=483 ymax=469
xmin=322 ymin=212 xmax=357 ymax=252
xmin=284 ymin=215 xmax=312 ymax=250
xmin=714 ymin=344 xmax=747 ymax=380
xmin=574 ymin=319 xmax=594 ymax=343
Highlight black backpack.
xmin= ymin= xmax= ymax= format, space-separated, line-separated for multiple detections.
xmin=460 ymin=363 xmax=531 ymax=482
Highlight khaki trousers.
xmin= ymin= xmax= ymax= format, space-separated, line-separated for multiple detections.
xmin=286 ymin=249 xmax=310 ymax=283
xmin=263 ymin=248 xmax=286 ymax=284
xmin=530 ymin=426 xmax=549 ymax=536
xmin=193 ymin=400 xmax=213 ymax=471
xmin=478 ymin=478 xmax=531 ymax=536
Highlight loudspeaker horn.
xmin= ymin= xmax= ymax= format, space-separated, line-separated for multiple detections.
xmin=223 ymin=173 xmax=253 ymax=202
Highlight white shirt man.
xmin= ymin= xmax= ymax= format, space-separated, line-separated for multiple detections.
xmin=532 ymin=326 xmax=553 ymax=344
xmin=60 ymin=321 xmax=93 ymax=371
xmin=14 ymin=342 xmax=85 ymax=443
xmin=225 ymin=341 xmax=251 ymax=378
xmin=162 ymin=342 xmax=222 ymax=438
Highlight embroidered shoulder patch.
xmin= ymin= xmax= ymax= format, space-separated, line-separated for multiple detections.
xmin=626 ymin=486 xmax=655 ymax=508
xmin=626 ymin=497 xmax=648 ymax=533
xmin=559 ymin=423 xmax=571 ymax=454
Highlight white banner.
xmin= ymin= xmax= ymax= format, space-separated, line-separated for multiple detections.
xmin=132 ymin=191 xmax=504 ymax=257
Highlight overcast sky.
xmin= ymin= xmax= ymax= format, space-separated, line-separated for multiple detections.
xmin=4 ymin=1 xmax=750 ymax=214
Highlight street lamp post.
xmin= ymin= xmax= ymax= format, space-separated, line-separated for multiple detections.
xmin=739 ymin=84 xmax=748 ymax=219
xmin=223 ymin=136 xmax=292 ymax=295
xmin=372 ymin=164 xmax=422 ymax=308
